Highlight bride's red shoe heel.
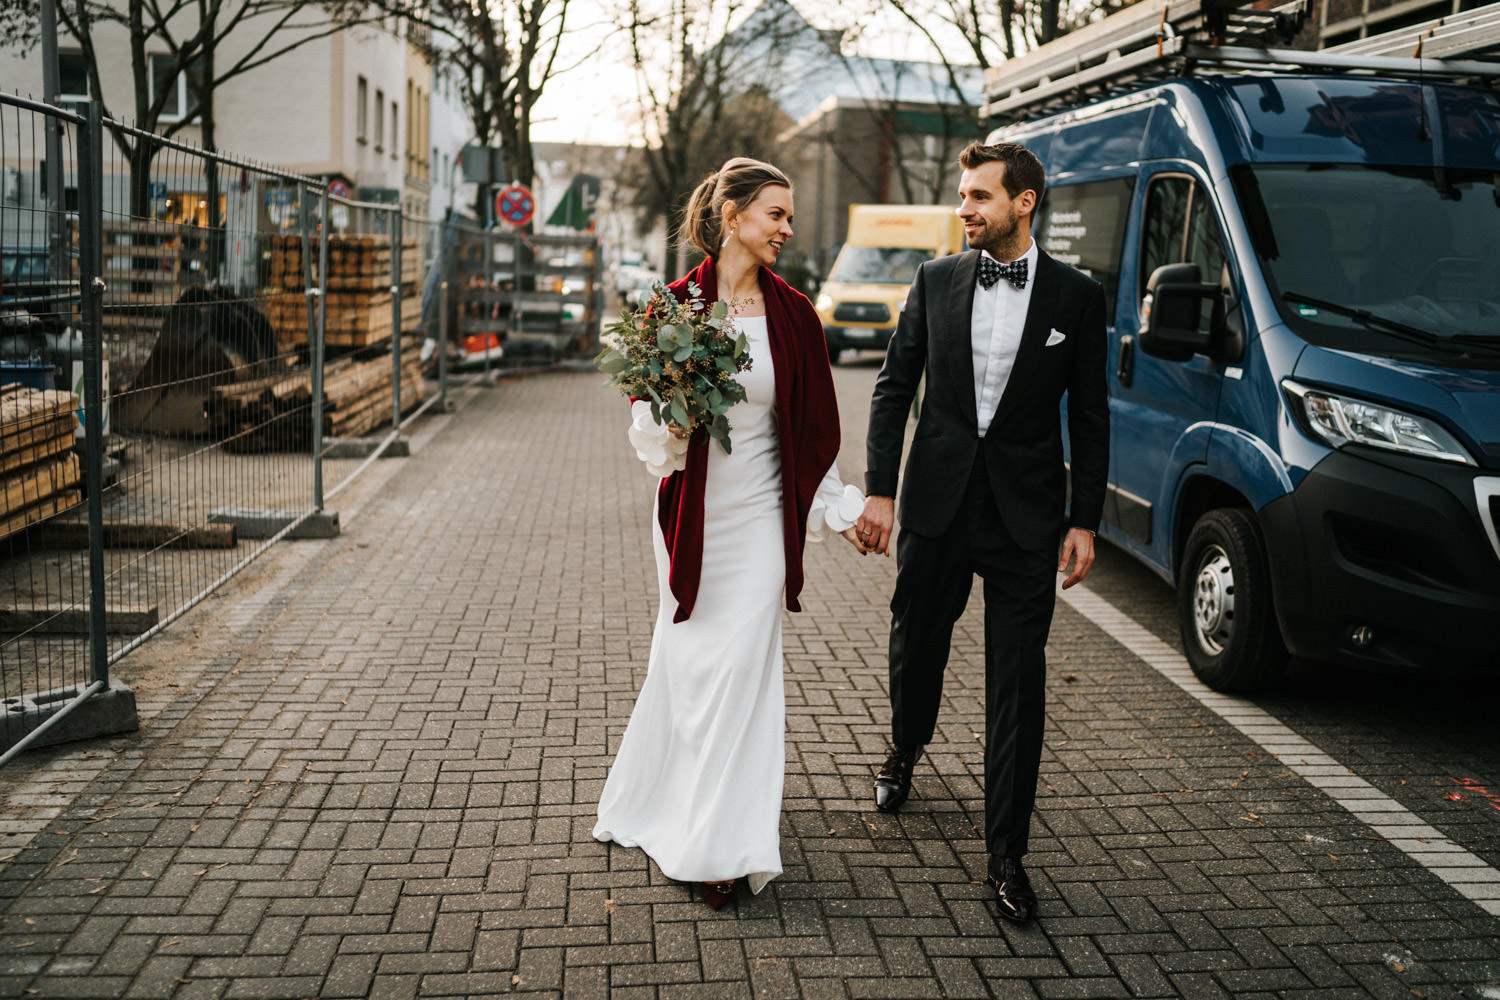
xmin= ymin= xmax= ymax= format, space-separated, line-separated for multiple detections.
xmin=698 ymin=879 xmax=737 ymax=910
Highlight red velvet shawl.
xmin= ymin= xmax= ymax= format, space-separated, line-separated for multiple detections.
xmin=655 ymin=257 xmax=840 ymax=622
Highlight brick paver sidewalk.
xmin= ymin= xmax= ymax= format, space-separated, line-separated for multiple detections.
xmin=0 ymin=369 xmax=1496 ymax=999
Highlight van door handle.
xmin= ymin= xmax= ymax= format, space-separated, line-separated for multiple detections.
xmin=1118 ymin=334 xmax=1135 ymax=388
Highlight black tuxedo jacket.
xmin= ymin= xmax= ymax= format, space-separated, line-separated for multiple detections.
xmin=866 ymin=247 xmax=1109 ymax=551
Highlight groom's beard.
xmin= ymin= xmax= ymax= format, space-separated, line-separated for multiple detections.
xmin=967 ymin=206 xmax=1027 ymax=260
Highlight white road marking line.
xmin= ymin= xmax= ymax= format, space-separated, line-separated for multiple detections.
xmin=1059 ymin=583 xmax=1500 ymax=918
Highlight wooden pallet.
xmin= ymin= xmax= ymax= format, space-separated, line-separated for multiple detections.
xmin=94 ymin=220 xmax=211 ymax=341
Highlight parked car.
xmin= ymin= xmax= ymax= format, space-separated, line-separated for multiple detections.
xmin=1 ymin=246 xmax=50 ymax=290
xmin=983 ymin=3 xmax=1500 ymax=691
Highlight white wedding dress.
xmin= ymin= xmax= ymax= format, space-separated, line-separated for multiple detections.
xmin=594 ymin=315 xmax=862 ymax=894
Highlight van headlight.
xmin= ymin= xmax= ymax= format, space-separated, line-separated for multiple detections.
xmin=815 ymin=293 xmax=834 ymax=313
xmin=1283 ymin=380 xmax=1474 ymax=465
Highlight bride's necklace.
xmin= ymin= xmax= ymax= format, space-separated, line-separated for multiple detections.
xmin=726 ymin=285 xmax=762 ymax=316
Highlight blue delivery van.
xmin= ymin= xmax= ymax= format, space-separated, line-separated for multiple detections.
xmin=983 ymin=1 xmax=1500 ymax=691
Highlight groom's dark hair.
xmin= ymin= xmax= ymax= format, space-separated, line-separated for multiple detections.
xmin=958 ymin=142 xmax=1046 ymax=209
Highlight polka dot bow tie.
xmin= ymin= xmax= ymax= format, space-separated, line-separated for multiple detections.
xmin=978 ymin=256 xmax=1028 ymax=290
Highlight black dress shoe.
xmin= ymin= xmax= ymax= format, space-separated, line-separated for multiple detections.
xmin=874 ymin=745 xmax=921 ymax=813
xmin=986 ymin=856 xmax=1037 ymax=925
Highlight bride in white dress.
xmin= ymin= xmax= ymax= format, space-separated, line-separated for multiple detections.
xmin=594 ymin=158 xmax=866 ymax=908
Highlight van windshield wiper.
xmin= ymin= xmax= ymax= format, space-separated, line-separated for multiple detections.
xmin=1280 ymin=291 xmax=1500 ymax=358
xmin=1447 ymin=333 xmax=1500 ymax=353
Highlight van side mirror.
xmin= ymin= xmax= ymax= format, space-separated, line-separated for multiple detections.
xmin=1140 ymin=263 xmax=1217 ymax=361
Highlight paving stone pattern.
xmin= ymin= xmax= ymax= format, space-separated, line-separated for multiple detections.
xmin=0 ymin=368 xmax=1497 ymax=999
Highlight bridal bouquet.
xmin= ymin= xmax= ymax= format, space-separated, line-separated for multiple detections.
xmin=596 ymin=281 xmax=753 ymax=456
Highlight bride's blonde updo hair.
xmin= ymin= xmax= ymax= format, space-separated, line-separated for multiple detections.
xmin=679 ymin=157 xmax=792 ymax=259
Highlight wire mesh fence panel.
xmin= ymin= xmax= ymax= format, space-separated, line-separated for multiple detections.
xmin=450 ymin=222 xmax=507 ymax=376
xmin=1 ymin=90 xmax=454 ymax=759
xmin=446 ymin=221 xmax=604 ymax=373
xmin=403 ymin=212 xmax=447 ymax=411
xmin=319 ymin=201 xmax=422 ymax=416
xmin=0 ymin=94 xmax=92 ymax=749
xmin=81 ymin=122 xmax=324 ymax=668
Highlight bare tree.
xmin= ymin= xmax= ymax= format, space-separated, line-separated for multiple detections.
xmin=425 ymin=0 xmax=588 ymax=219
xmin=865 ymin=0 xmax=1131 ymax=72
xmin=620 ymin=0 xmax=812 ymax=276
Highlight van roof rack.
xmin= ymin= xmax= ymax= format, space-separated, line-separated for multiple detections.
xmin=1322 ymin=2 xmax=1500 ymax=61
xmin=981 ymin=0 xmax=1500 ymax=124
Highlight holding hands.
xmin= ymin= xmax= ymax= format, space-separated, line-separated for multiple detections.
xmin=854 ymin=496 xmax=895 ymax=557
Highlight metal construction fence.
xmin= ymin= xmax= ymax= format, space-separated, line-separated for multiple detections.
xmin=0 ymin=92 xmax=485 ymax=763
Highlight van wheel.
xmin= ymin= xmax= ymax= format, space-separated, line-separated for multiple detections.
xmin=1177 ymin=509 xmax=1286 ymax=692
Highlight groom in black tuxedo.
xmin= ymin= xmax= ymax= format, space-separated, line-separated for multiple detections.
xmin=854 ymin=141 xmax=1109 ymax=925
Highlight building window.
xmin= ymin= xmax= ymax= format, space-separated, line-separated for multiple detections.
xmin=357 ymin=76 xmax=368 ymax=143
xmin=149 ymin=54 xmax=198 ymax=122
xmin=58 ymin=51 xmax=90 ymax=113
xmin=421 ymin=94 xmax=430 ymax=177
xmin=375 ymin=89 xmax=384 ymax=151
xmin=391 ymin=102 xmax=399 ymax=160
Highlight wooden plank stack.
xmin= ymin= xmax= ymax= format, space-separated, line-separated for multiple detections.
xmin=0 ymin=385 xmax=83 ymax=541
xmin=263 ymin=288 xmax=309 ymax=355
xmin=267 ymin=235 xmax=421 ymax=349
xmin=205 ymin=339 xmax=426 ymax=453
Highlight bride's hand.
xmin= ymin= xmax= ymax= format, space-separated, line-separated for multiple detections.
xmin=841 ymin=526 xmax=870 ymax=554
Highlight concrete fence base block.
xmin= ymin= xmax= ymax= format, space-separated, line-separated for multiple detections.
xmin=208 ymin=509 xmax=341 ymax=540
xmin=323 ymin=436 xmax=412 ymax=459
xmin=0 ymin=678 xmax=139 ymax=754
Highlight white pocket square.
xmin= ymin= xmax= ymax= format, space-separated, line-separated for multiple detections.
xmin=1046 ymin=329 xmax=1067 ymax=347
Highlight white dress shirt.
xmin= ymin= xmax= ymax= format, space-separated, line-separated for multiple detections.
xmin=971 ymin=240 xmax=1039 ymax=437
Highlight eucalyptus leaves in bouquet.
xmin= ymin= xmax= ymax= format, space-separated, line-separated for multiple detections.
xmin=597 ymin=281 xmax=753 ymax=453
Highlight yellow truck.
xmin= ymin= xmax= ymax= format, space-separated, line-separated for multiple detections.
xmin=814 ymin=204 xmax=966 ymax=360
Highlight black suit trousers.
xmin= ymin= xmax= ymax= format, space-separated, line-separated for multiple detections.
xmin=888 ymin=447 xmax=1056 ymax=858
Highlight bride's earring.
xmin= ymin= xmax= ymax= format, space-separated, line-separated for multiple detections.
xmin=721 ymin=227 xmax=736 ymax=249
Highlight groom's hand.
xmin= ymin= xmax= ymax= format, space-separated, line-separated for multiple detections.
xmin=856 ymin=496 xmax=895 ymax=556
xmin=1058 ymin=527 xmax=1096 ymax=589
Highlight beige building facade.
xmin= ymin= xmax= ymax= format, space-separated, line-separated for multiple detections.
xmin=0 ymin=7 xmax=434 ymax=218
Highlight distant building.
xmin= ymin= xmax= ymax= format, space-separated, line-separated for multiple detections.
xmin=0 ymin=10 xmax=441 ymax=223
xmin=427 ymin=45 xmax=476 ymax=226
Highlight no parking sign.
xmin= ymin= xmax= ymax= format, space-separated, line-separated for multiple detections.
xmin=495 ymin=184 xmax=535 ymax=227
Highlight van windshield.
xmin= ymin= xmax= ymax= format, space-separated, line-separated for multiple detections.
xmin=1238 ymin=164 xmax=1500 ymax=362
xmin=829 ymin=247 xmax=933 ymax=284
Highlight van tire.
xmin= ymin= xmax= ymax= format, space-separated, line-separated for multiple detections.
xmin=1177 ymin=509 xmax=1286 ymax=692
